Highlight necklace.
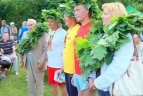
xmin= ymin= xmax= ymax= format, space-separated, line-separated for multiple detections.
xmin=47 ymin=30 xmax=56 ymax=51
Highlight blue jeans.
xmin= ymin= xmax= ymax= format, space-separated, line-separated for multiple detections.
xmin=98 ymin=90 xmax=110 ymax=96
xmin=5 ymin=54 xmax=18 ymax=73
xmin=65 ymin=73 xmax=78 ymax=96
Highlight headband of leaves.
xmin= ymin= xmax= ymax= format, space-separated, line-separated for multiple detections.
xmin=41 ymin=9 xmax=61 ymax=22
xmin=59 ymin=0 xmax=74 ymax=17
xmin=70 ymin=0 xmax=101 ymax=19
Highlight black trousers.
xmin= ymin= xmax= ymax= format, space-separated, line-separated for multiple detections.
xmin=0 ymin=60 xmax=11 ymax=69
xmin=65 ymin=72 xmax=78 ymax=96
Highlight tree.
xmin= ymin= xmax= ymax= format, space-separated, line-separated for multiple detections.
xmin=0 ymin=0 xmax=143 ymax=28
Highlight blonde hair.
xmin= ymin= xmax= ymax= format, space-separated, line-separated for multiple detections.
xmin=102 ymin=2 xmax=127 ymax=17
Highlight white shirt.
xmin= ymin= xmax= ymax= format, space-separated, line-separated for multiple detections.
xmin=47 ymin=27 xmax=66 ymax=68
xmin=94 ymin=33 xmax=134 ymax=91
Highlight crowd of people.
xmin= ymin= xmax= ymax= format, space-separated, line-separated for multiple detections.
xmin=0 ymin=20 xmax=28 ymax=79
xmin=0 ymin=1 xmax=143 ymax=96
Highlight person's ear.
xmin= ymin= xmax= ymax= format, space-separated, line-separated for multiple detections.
xmin=85 ymin=9 xmax=89 ymax=16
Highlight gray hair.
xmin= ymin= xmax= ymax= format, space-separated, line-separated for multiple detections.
xmin=27 ymin=19 xmax=37 ymax=24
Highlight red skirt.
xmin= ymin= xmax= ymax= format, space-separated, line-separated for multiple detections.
xmin=47 ymin=66 xmax=65 ymax=86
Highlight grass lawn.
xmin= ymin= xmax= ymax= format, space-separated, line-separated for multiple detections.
xmin=0 ymin=67 xmax=61 ymax=96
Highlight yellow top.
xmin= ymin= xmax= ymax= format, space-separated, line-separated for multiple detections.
xmin=63 ymin=24 xmax=80 ymax=74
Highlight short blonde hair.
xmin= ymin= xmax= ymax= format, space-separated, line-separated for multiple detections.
xmin=102 ymin=2 xmax=127 ymax=17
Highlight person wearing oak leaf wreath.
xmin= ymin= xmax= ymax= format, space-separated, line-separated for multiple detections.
xmin=72 ymin=0 xmax=98 ymax=96
xmin=19 ymin=19 xmax=48 ymax=96
xmin=42 ymin=9 xmax=67 ymax=96
xmin=88 ymin=2 xmax=136 ymax=96
xmin=61 ymin=2 xmax=80 ymax=96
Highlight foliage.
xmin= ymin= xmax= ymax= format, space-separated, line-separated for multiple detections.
xmin=16 ymin=22 xmax=48 ymax=55
xmin=69 ymin=0 xmax=101 ymax=19
xmin=41 ymin=9 xmax=61 ymax=22
xmin=0 ymin=0 xmax=143 ymax=28
xmin=97 ymin=0 xmax=143 ymax=12
xmin=59 ymin=0 xmax=75 ymax=17
xmin=75 ymin=14 xmax=143 ymax=79
xmin=0 ymin=0 xmax=65 ymax=27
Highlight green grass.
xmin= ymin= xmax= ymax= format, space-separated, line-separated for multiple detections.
xmin=0 ymin=67 xmax=61 ymax=96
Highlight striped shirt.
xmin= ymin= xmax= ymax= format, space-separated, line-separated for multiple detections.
xmin=0 ymin=39 xmax=15 ymax=54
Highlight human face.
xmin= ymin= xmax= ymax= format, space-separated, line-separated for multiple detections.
xmin=63 ymin=15 xmax=75 ymax=27
xmin=27 ymin=21 xmax=35 ymax=31
xmin=2 ymin=32 xmax=9 ymax=41
xmin=63 ymin=15 xmax=70 ymax=27
xmin=10 ymin=24 xmax=14 ymax=28
xmin=101 ymin=9 xmax=112 ymax=25
xmin=1 ymin=21 xmax=5 ymax=26
xmin=73 ymin=4 xmax=89 ymax=22
xmin=22 ymin=21 xmax=27 ymax=26
xmin=47 ymin=18 xmax=58 ymax=30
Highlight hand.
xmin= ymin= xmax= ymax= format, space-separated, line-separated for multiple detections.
xmin=71 ymin=76 xmax=74 ymax=86
xmin=88 ymin=78 xmax=96 ymax=91
xmin=37 ymin=64 xmax=43 ymax=70
xmin=12 ymin=54 xmax=16 ymax=60
xmin=1 ymin=48 xmax=4 ymax=54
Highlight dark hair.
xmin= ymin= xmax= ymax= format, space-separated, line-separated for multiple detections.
xmin=2 ymin=32 xmax=9 ymax=36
